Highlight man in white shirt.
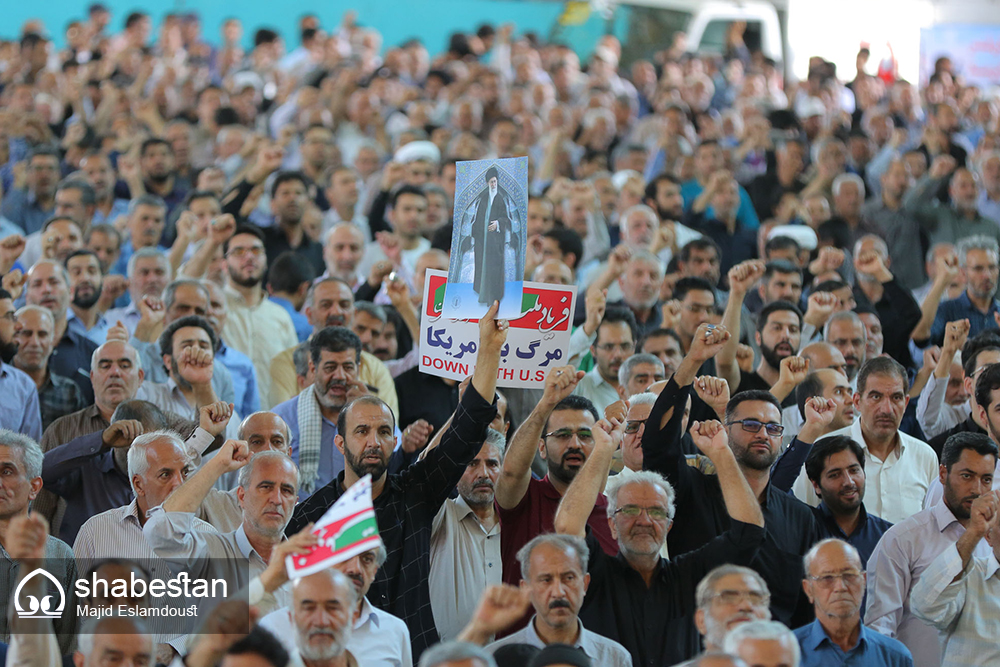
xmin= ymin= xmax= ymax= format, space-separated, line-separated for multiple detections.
xmin=792 ymin=356 xmax=938 ymax=523
xmin=485 ymin=534 xmax=632 ymax=667
xmin=866 ymin=432 xmax=998 ymax=667
xmin=260 ymin=546 xmax=413 ymax=667
xmin=573 ymin=306 xmax=638 ymax=415
xmin=917 ymin=320 xmax=972 ymax=441
xmin=911 ymin=489 xmax=1000 ymax=667
xmin=430 ymin=429 xmax=505 ymax=641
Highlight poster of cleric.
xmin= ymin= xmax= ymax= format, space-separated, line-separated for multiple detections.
xmin=442 ymin=156 xmax=529 ymax=320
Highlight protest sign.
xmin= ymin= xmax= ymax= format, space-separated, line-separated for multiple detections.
xmin=420 ymin=270 xmax=577 ymax=389
xmin=285 ymin=475 xmax=381 ymax=579
xmin=442 ymin=156 xmax=529 ymax=320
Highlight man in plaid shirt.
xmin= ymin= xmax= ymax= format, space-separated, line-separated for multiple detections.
xmin=286 ymin=299 xmax=509 ymax=659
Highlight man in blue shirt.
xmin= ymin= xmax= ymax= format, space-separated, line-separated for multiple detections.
xmin=930 ymin=235 xmax=1000 ymax=345
xmin=795 ymin=538 xmax=913 ymax=666
xmin=0 ymin=289 xmax=41 ymax=440
xmin=266 ymin=250 xmax=315 ymax=343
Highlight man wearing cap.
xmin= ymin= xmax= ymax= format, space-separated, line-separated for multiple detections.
xmin=470 ymin=165 xmax=513 ymax=306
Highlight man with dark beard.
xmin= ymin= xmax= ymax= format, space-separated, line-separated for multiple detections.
xmin=429 ymin=429 xmax=505 ymax=641
xmin=495 ymin=369 xmax=619 ymax=598
xmin=0 ymin=288 xmax=42 ymax=439
xmin=642 ymin=323 xmax=819 ymax=628
xmin=736 ymin=301 xmax=803 ymax=408
xmin=260 ymin=171 xmax=325 ymax=275
xmin=65 ymin=249 xmax=110 ymax=344
xmin=286 ymin=299 xmax=510 ymax=658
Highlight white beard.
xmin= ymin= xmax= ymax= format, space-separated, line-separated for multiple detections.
xmin=489 ymin=185 xmax=498 ymax=200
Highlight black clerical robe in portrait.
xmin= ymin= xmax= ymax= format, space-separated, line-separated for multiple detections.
xmin=471 ymin=185 xmax=511 ymax=305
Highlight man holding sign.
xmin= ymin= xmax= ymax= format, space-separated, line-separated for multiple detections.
xmin=287 ymin=299 xmax=509 ymax=659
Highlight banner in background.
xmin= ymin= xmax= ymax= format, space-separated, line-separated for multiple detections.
xmin=420 ymin=270 xmax=577 ymax=389
xmin=920 ymin=24 xmax=1000 ymax=87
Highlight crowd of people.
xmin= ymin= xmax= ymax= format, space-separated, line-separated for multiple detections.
xmin=0 ymin=4 xmax=999 ymax=667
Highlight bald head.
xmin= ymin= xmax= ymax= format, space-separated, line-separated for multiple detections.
xmin=324 ymin=223 xmax=366 ymax=281
xmin=800 ymin=341 xmax=848 ymax=379
xmin=238 ymin=411 xmax=292 ymax=455
xmin=532 ymin=259 xmax=574 ymax=285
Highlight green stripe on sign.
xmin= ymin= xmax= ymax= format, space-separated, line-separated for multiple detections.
xmin=434 ymin=283 xmax=445 ymax=311
xmin=520 ymin=292 xmax=538 ymax=313
xmin=333 ymin=515 xmax=379 ymax=552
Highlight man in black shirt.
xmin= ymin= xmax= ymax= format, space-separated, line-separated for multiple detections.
xmin=642 ymin=322 xmax=820 ymax=628
xmin=553 ymin=385 xmax=764 ymax=667
xmin=285 ymin=300 xmax=508 ymax=659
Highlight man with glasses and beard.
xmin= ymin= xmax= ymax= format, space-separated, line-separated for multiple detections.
xmin=495 ymin=368 xmax=619 ymax=595
xmin=866 ymin=432 xmax=997 ymax=667
xmin=0 ymin=289 xmax=41 ymax=439
xmin=272 ymin=327 xmax=396 ymax=500
xmin=286 ymin=301 xmax=510 ymax=658
xmin=65 ymin=249 xmax=110 ymax=344
xmin=643 ymin=322 xmax=819 ymax=628
xmin=430 ymin=429 xmax=506 ymax=641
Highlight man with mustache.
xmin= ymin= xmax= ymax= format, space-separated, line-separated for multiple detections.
xmin=287 ymin=569 xmax=359 ymax=667
xmin=112 ymin=194 xmax=170 ymax=276
xmin=0 ymin=289 xmax=41 ymax=440
xmin=484 ymin=534 xmax=632 ymax=667
xmin=65 ymin=248 xmax=111 ymax=344
xmin=672 ymin=565 xmax=772 ymax=665
xmin=824 ymin=312 xmax=868 ymax=385
xmin=103 ymin=247 xmax=171 ymax=337
xmin=866 ymin=432 xmax=997 ymax=667
xmin=643 ymin=322 xmax=819 ymax=628
xmin=819 ymin=357 xmax=938 ymax=524
xmin=496 ymin=368 xmax=618 ymax=595
xmin=795 ymin=539 xmax=913 ymax=666
xmin=430 ymin=429 xmax=506 ymax=641
xmin=221 ymin=225 xmax=299 ymax=405
xmin=259 ymin=548 xmax=413 ymax=666
xmin=573 ymin=306 xmax=638 ymax=414
xmin=12 ymin=305 xmax=84 ymax=430
xmin=269 ymin=277 xmax=398 ymax=416
xmin=272 ymin=326 xmax=398 ymax=500
xmin=286 ymin=301 xmax=509 ymax=658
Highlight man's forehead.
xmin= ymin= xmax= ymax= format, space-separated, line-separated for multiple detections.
xmin=174 ymin=326 xmax=210 ymax=343
xmin=631 ymin=363 xmax=662 ymax=377
xmin=732 ymin=400 xmax=780 ymax=420
xmin=684 ymin=290 xmax=715 ymax=304
xmin=316 ymin=282 xmax=353 ymax=301
xmin=345 ymin=401 xmax=393 ymax=428
xmin=863 ymin=373 xmax=905 ymax=393
xmin=549 ymin=409 xmax=595 ymax=428
xmin=627 ymin=403 xmax=653 ymax=419
xmin=251 ymin=458 xmax=297 ymax=484
xmin=714 ymin=572 xmax=766 ymax=593
xmin=68 ymin=255 xmax=99 ymax=271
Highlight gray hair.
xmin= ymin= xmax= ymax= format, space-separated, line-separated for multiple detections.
xmin=127 ymin=429 xmax=186 ymax=495
xmin=695 ymin=564 xmax=770 ymax=609
xmin=627 ymin=391 xmax=659 ymax=408
xmin=484 ymin=427 xmax=506 ymax=462
xmin=304 ymin=276 xmax=352 ymax=309
xmin=237 ymin=450 xmax=299 ymax=492
xmin=354 ymin=301 xmax=387 ymax=324
xmin=516 ymin=533 xmax=589 ymax=581
xmin=57 ymin=178 xmax=96 ymax=206
xmin=621 ymin=204 xmax=659 ymax=230
xmin=0 ymin=429 xmax=44 ymax=479
xmin=722 ymin=620 xmax=800 ymax=666
xmin=15 ymin=304 xmax=54 ymax=328
xmin=292 ymin=341 xmax=311 ymax=378
xmin=802 ymin=537 xmax=861 ymax=575
xmin=605 ymin=469 xmax=675 ymax=521
xmin=237 ymin=411 xmax=292 ymax=442
xmin=77 ymin=611 xmax=151 ymax=658
xmin=127 ymin=247 xmax=171 ymax=281
xmin=852 ymin=234 xmax=888 ymax=260
xmin=163 ymin=279 xmax=209 ymax=312
xmin=418 ymin=641 xmax=497 ymax=667
xmin=127 ymin=194 xmax=167 ymax=216
xmin=975 ymin=150 xmax=1000 ymax=178
xmin=629 ymin=248 xmax=666 ymax=275
xmin=292 ymin=567 xmax=358 ymax=609
xmin=28 ymin=259 xmax=70 ymax=288
xmin=832 ymin=173 xmax=865 ymax=199
xmin=618 ymin=353 xmax=665 ymax=387
xmin=823 ymin=311 xmax=866 ymax=343
xmin=957 ymin=234 xmax=1000 ymax=266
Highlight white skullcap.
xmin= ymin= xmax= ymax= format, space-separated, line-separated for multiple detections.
xmin=768 ymin=224 xmax=818 ymax=251
xmin=394 ymin=140 xmax=440 ymax=165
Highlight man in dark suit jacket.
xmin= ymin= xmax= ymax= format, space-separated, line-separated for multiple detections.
xmin=470 ymin=165 xmax=511 ymax=304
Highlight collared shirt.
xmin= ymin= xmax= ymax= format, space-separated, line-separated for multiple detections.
xmin=138 ymin=378 xmax=240 ymax=439
xmin=862 ymin=198 xmax=926 ymax=291
xmin=268 ymin=295 xmax=312 ymax=343
xmin=271 ymin=391 xmax=343 ymax=500
xmin=259 ymin=597 xmax=413 ymax=667
xmin=260 ymin=224 xmax=325 ymax=276
xmin=0 ymin=535 xmax=77 ymax=654
xmin=498 ymin=475 xmax=618 ymax=589
xmin=923 ymin=458 xmax=1000 ymax=509
xmin=0 ymin=361 xmax=41 ymax=440
xmin=792 ymin=421 xmax=938 ymax=524
xmin=580 ymin=522 xmax=765 ymax=667
xmin=37 ymin=371 xmax=85 ymax=431
xmin=487 ymin=617 xmax=632 ymax=667
xmin=930 ymin=291 xmax=1000 ymax=346
xmin=102 ymin=301 xmax=141 ymax=336
xmin=572 ymin=366 xmax=621 ymax=416
xmin=643 ymin=377 xmax=820 ymax=628
xmin=40 ymin=430 xmax=133 ymax=544
xmin=813 ymin=502 xmax=893 ymax=568
xmin=144 ymin=509 xmax=291 ymax=617
xmin=429 ymin=496 xmax=502 ymax=641
xmin=910 ymin=542 xmax=1000 ymax=667
xmin=865 ymin=502 xmax=994 ymax=667
xmin=49 ymin=325 xmax=98 ymax=403
xmin=215 ymin=343 xmax=261 ymax=419
xmin=90 ymin=198 xmax=130 ymax=226
xmin=222 ymin=287 xmax=298 ymax=407
xmin=977 ymin=190 xmax=1000 ymax=227
xmin=285 ymin=384 xmax=498 ymax=658
xmin=66 ymin=309 xmax=111 ymax=345
xmin=794 ymin=618 xmax=914 ymax=667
